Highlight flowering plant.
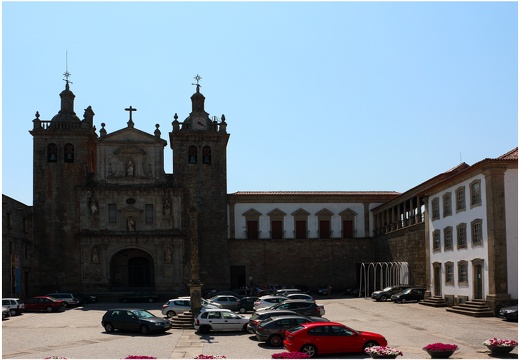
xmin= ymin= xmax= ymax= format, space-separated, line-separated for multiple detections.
xmin=271 ymin=352 xmax=311 ymax=359
xmin=364 ymin=346 xmax=403 ymax=357
xmin=190 ymin=356 xmax=226 ymax=359
xmin=423 ymin=343 xmax=458 ymax=352
xmin=483 ymin=338 xmax=518 ymax=347
xmin=124 ymin=357 xmax=157 ymax=359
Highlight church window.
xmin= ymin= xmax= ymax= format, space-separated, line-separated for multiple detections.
xmin=270 ymin=220 xmax=283 ymax=239
xmin=202 ymin=146 xmax=211 ymax=164
xmin=295 ymin=220 xmax=307 ymax=239
xmin=456 ymin=186 xmax=466 ymax=212
xmin=47 ymin=143 xmax=58 ymax=162
xmin=188 ymin=146 xmax=197 ymax=164
xmin=319 ymin=220 xmax=331 ymax=239
xmin=432 ymin=230 xmax=441 ymax=251
xmin=443 ymin=192 xmax=452 ymax=217
xmin=471 ymin=219 xmax=482 ymax=245
xmin=470 ymin=180 xmax=481 ymax=207
xmin=145 ymin=204 xmax=154 ymax=224
xmin=64 ymin=143 xmax=74 ymax=163
xmin=108 ymin=204 xmax=117 ymax=223
xmin=456 ymin=223 xmax=467 ymax=249
xmin=444 ymin=226 xmax=453 ymax=250
xmin=431 ymin=197 xmax=440 ymax=220
xmin=246 ymin=220 xmax=259 ymax=240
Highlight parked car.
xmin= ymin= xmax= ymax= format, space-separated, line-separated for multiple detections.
xmin=391 ymin=287 xmax=426 ymax=303
xmin=499 ymin=305 xmax=518 ymax=322
xmin=193 ymin=308 xmax=248 ymax=333
xmin=76 ymin=293 xmax=97 ymax=304
xmin=317 ymin=285 xmax=329 ymax=296
xmin=371 ymin=286 xmax=410 ymax=302
xmin=247 ymin=309 xmax=301 ymax=334
xmin=286 ymin=293 xmax=314 ymax=302
xmin=206 ymin=295 xmax=241 ymax=310
xmin=255 ymin=315 xmax=328 ymax=347
xmin=101 ymin=308 xmax=171 ymax=335
xmin=47 ymin=292 xmax=80 ymax=307
xmin=120 ymin=291 xmax=159 ymax=303
xmin=203 ymin=290 xmax=244 ymax=299
xmin=2 ymin=298 xmax=24 ymax=316
xmin=161 ymin=297 xmax=220 ymax=317
xmin=253 ymin=296 xmax=288 ymax=311
xmin=237 ymin=296 xmax=258 ymax=314
xmin=2 ymin=306 xmax=10 ymax=320
xmin=275 ymin=289 xmax=302 ymax=296
xmin=283 ymin=321 xmax=388 ymax=358
xmin=266 ymin=300 xmax=325 ymax=317
xmin=24 ymin=296 xmax=66 ymax=312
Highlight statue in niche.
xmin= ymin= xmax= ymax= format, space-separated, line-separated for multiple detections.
xmin=90 ymin=198 xmax=98 ymax=214
xmin=127 ymin=160 xmax=134 ymax=176
xmin=91 ymin=247 xmax=100 ymax=263
xmin=146 ymin=164 xmax=153 ymax=177
xmin=164 ymin=199 xmax=171 ymax=216
xmin=164 ymin=246 xmax=172 ymax=262
xmin=127 ymin=216 xmax=136 ymax=231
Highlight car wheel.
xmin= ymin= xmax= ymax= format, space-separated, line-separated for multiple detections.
xmin=242 ymin=324 xmax=248 ymax=332
xmin=9 ymin=309 xmax=16 ymax=316
xmin=62 ymin=302 xmax=68 ymax=308
xmin=380 ymin=295 xmax=387 ymax=302
xmin=199 ymin=325 xmax=211 ymax=334
xmin=268 ymin=334 xmax=283 ymax=347
xmin=166 ymin=310 xmax=176 ymax=318
xmin=363 ymin=340 xmax=379 ymax=351
xmin=301 ymin=344 xmax=317 ymax=358
xmin=140 ymin=325 xmax=150 ymax=335
xmin=104 ymin=322 xmax=114 ymax=333
xmin=148 ymin=298 xmax=154 ymax=303
xmin=401 ymin=298 xmax=407 ymax=303
xmin=239 ymin=307 xmax=246 ymax=314
xmin=45 ymin=306 xmax=53 ymax=312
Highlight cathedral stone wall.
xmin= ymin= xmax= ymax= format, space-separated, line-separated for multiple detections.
xmin=228 ymin=238 xmax=375 ymax=290
xmin=374 ymin=223 xmax=427 ymax=287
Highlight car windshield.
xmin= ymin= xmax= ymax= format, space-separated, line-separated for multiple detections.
xmin=402 ymin=288 xmax=412 ymax=294
xmin=287 ymin=324 xmax=305 ymax=333
xmin=383 ymin=287 xmax=393 ymax=291
xmin=131 ymin=310 xmax=155 ymax=318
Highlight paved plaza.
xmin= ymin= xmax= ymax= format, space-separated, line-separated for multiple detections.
xmin=2 ymin=296 xmax=517 ymax=359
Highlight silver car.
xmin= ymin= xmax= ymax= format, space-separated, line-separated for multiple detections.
xmin=207 ymin=295 xmax=240 ymax=311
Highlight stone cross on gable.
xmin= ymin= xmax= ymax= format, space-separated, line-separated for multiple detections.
xmin=125 ymin=106 xmax=137 ymax=127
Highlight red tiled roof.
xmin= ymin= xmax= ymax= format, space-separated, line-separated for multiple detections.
xmin=497 ymin=147 xmax=518 ymax=160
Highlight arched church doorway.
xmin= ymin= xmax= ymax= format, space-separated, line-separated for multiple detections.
xmin=110 ymin=249 xmax=155 ymax=290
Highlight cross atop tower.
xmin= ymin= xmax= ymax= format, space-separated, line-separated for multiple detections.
xmin=63 ymin=51 xmax=73 ymax=86
xmin=192 ymin=74 xmax=202 ymax=93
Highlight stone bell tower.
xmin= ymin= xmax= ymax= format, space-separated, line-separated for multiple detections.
xmin=29 ymin=71 xmax=97 ymax=293
xmin=169 ymin=75 xmax=230 ymax=290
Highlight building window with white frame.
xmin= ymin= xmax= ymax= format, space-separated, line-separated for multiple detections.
xmin=432 ymin=230 xmax=441 ymax=251
xmin=456 ymin=186 xmax=466 ymax=212
xmin=444 ymin=226 xmax=453 ymax=250
xmin=457 ymin=223 xmax=467 ymax=249
xmin=471 ymin=219 xmax=483 ymax=246
xmin=470 ymin=180 xmax=482 ymax=207
xmin=445 ymin=262 xmax=454 ymax=284
xmin=458 ymin=261 xmax=468 ymax=284
xmin=443 ymin=192 xmax=452 ymax=217
xmin=432 ymin=197 xmax=440 ymax=220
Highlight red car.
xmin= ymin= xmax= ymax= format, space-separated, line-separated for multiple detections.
xmin=283 ymin=321 xmax=387 ymax=358
xmin=24 ymin=296 xmax=66 ymax=312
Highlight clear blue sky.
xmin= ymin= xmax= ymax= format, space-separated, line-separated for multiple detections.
xmin=2 ymin=1 xmax=518 ymax=206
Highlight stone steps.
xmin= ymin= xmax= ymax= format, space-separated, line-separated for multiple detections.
xmin=170 ymin=311 xmax=195 ymax=329
xmin=446 ymin=300 xmax=494 ymax=317
xmin=420 ymin=296 xmax=448 ymax=307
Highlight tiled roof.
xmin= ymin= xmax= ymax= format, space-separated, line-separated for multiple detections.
xmin=497 ymin=147 xmax=518 ymax=160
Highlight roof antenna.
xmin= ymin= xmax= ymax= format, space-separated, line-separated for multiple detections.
xmin=63 ymin=49 xmax=73 ymax=85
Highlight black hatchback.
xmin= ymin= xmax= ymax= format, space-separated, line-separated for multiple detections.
xmin=391 ymin=287 xmax=426 ymax=303
xmin=101 ymin=309 xmax=171 ymax=335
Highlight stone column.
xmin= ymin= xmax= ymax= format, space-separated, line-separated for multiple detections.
xmin=188 ymin=206 xmax=202 ymax=318
xmin=423 ymin=196 xmax=432 ymax=298
xmin=483 ymin=166 xmax=511 ymax=314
